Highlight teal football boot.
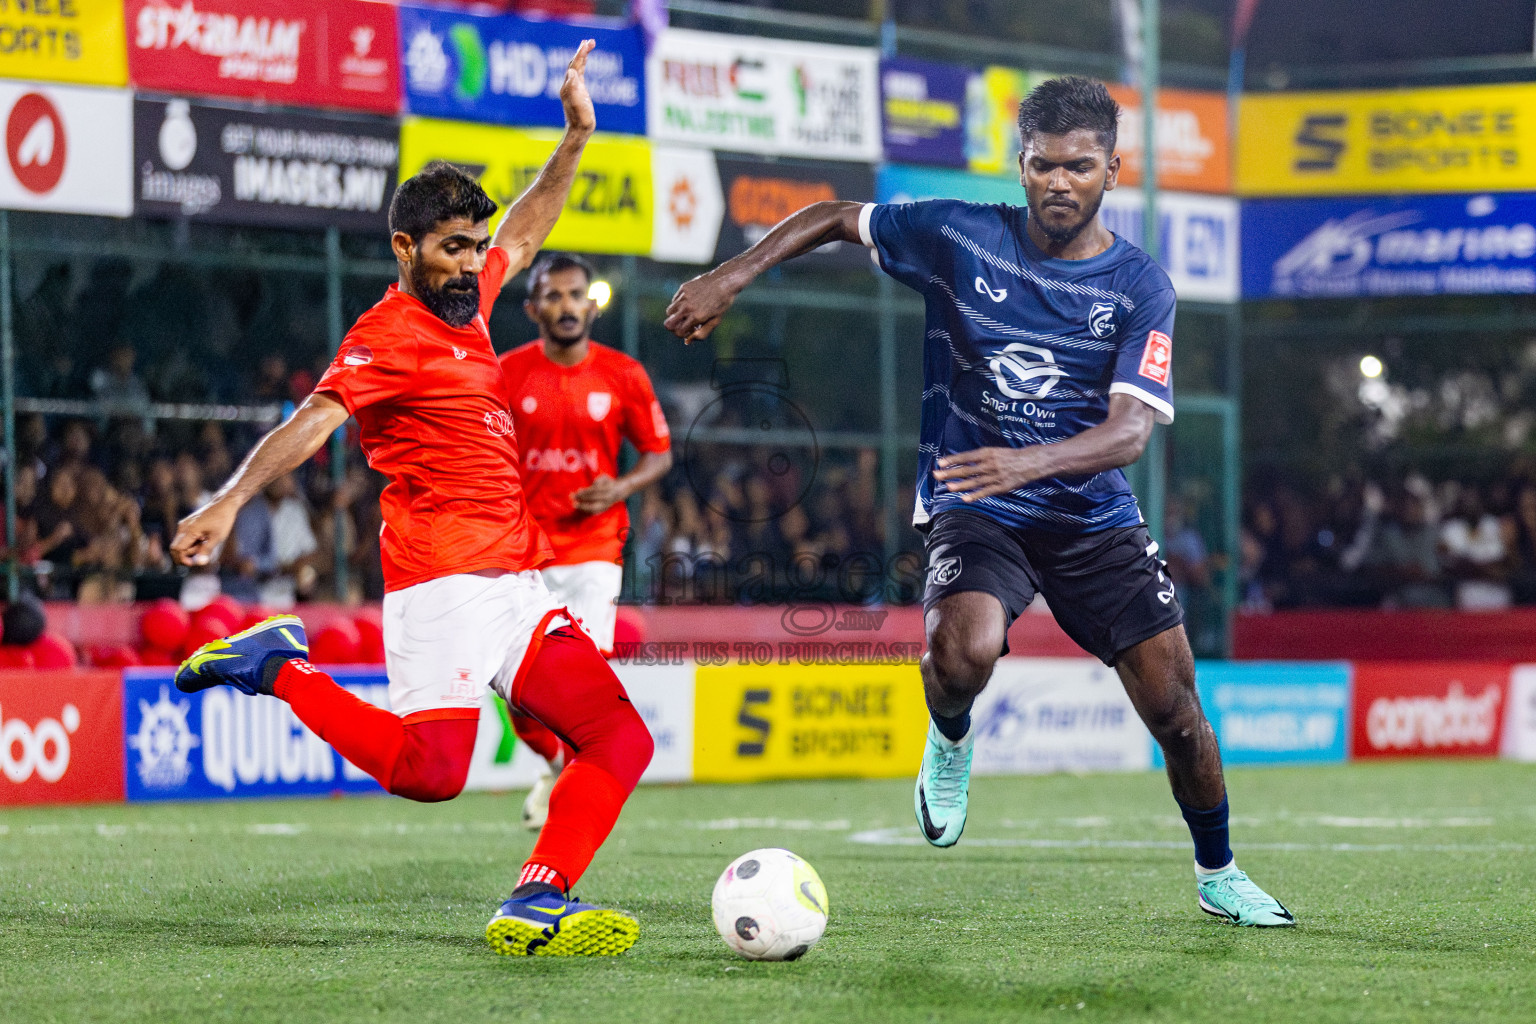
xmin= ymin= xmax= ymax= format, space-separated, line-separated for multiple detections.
xmin=1197 ymin=863 xmax=1296 ymax=927
xmin=913 ymin=721 xmax=973 ymax=848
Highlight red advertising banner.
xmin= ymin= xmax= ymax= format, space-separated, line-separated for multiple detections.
xmin=0 ymin=670 xmax=125 ymax=806
xmin=1351 ymin=662 xmax=1509 ymax=759
xmin=126 ymin=0 xmax=399 ymax=114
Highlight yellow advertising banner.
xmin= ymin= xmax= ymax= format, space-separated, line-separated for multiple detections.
xmin=693 ymin=662 xmax=928 ymax=783
xmin=399 ymin=119 xmax=652 ymax=255
xmin=0 ymin=0 xmax=127 ymax=86
xmin=967 ymin=66 xmax=1040 ymax=177
xmin=1239 ymin=84 xmax=1536 ymax=195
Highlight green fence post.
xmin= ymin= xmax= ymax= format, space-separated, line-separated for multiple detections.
xmin=325 ymin=227 xmax=349 ymax=602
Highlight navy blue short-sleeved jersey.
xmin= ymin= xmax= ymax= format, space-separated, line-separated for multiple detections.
xmin=861 ymin=199 xmax=1177 ymax=534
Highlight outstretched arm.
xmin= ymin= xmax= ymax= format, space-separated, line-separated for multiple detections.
xmin=492 ymin=39 xmax=597 ymax=286
xmin=664 ymin=201 xmax=865 ymax=343
xmin=932 ymin=394 xmax=1156 ymax=502
xmin=171 ymin=393 xmax=350 ymax=567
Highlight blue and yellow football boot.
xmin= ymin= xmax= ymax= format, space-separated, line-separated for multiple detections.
xmin=174 ymin=615 xmax=309 ymax=696
xmin=485 ymin=890 xmax=639 ymax=956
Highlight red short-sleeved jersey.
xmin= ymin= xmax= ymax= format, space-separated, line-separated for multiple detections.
xmin=499 ymin=340 xmax=670 ymax=566
xmin=315 ymin=246 xmax=554 ymax=592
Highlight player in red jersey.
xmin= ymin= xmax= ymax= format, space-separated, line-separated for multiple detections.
xmin=500 ymin=253 xmax=672 ymax=829
xmin=168 ymin=42 xmax=653 ymax=957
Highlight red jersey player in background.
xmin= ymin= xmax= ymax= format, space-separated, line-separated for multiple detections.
xmin=169 ymin=42 xmax=655 ymax=957
xmin=500 ymin=253 xmax=672 ymax=830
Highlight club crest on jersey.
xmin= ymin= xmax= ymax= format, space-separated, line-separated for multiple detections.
xmin=452 ymin=346 xmax=467 ymax=360
xmin=974 ymin=276 xmax=1008 ymax=302
xmin=587 ymin=391 xmax=612 ymax=421
xmin=928 ymin=555 xmax=963 ymax=586
xmin=1088 ymin=302 xmax=1117 ymax=338
xmin=483 ymin=410 xmax=516 ymax=436
xmin=1138 ymin=330 xmax=1172 ymax=385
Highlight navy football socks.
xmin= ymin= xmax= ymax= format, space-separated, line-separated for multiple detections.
xmin=931 ymin=709 xmax=972 ymax=742
xmin=1177 ymin=794 xmax=1233 ymax=870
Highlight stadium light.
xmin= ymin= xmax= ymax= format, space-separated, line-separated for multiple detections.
xmin=1359 ymin=355 xmax=1384 ymax=378
xmin=588 ymin=280 xmax=613 ymax=308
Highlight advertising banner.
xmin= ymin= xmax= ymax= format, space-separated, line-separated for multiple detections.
xmin=1351 ymin=662 xmax=1508 ymax=760
xmin=966 ymin=64 xmax=1035 ymax=176
xmin=398 ymin=4 xmax=645 ymax=135
xmin=1238 ymin=83 xmax=1536 ymax=196
xmin=0 ymin=82 xmax=131 ymax=216
xmin=0 ymin=0 xmax=127 ymax=86
xmin=692 ymin=662 xmax=927 ymax=783
xmin=133 ymin=98 xmax=398 ymax=231
xmin=714 ymin=154 xmax=874 ymax=267
xmin=880 ymin=56 xmax=971 ymax=168
xmin=400 ymin=119 xmax=652 ymax=255
xmin=1242 ymin=192 xmax=1536 ymax=299
xmin=124 ymin=667 xmax=385 ymax=801
xmin=0 ymin=670 xmax=124 ymax=806
xmin=1502 ymin=665 xmax=1536 ymax=762
xmin=971 ymin=659 xmax=1152 ymax=775
xmin=876 ymin=164 xmax=1239 ymax=302
xmin=1184 ymin=662 xmax=1351 ymax=766
xmin=1105 ymin=85 xmax=1229 ymax=194
xmin=650 ymin=145 xmax=724 ymax=263
xmin=126 ymin=0 xmax=399 ymax=114
xmin=646 ymin=28 xmax=881 ymax=162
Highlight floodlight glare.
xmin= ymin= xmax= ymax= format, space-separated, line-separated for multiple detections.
xmin=1359 ymin=355 xmax=1384 ymax=379
xmin=588 ymin=280 xmax=612 ymax=308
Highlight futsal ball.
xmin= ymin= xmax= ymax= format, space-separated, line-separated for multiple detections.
xmin=711 ymin=848 xmax=829 ymax=961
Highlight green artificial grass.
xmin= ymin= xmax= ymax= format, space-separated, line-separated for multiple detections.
xmin=2 ymin=761 xmax=1533 ymax=1023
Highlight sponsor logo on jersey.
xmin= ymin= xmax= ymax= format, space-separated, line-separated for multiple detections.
xmin=452 ymin=345 xmax=466 ymax=360
xmin=341 ymin=344 xmax=373 ymax=367
xmin=587 ymin=391 xmax=612 ymax=421
xmin=988 ymin=342 xmax=1068 ymax=399
xmin=525 ymin=447 xmax=601 ymax=473
xmin=1137 ymin=330 xmax=1172 ymax=385
xmin=1088 ymin=301 xmax=1117 ymax=339
xmin=974 ymin=275 xmax=1007 ymax=302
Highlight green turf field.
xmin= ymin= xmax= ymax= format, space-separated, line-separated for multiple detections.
xmin=3 ymin=761 xmax=1533 ymax=1023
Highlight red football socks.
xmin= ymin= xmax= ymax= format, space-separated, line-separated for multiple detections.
xmin=512 ymin=628 xmax=653 ymax=889
xmin=510 ymin=713 xmax=568 ymax=767
xmin=273 ymin=660 xmax=475 ymax=801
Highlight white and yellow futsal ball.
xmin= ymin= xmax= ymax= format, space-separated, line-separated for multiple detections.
xmin=711 ymin=848 xmax=829 ymax=961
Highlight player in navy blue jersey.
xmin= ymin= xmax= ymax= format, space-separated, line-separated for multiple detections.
xmin=665 ymin=76 xmax=1293 ymax=927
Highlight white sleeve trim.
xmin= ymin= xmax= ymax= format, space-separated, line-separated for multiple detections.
xmin=1109 ymin=382 xmax=1175 ymax=424
xmin=857 ymin=202 xmax=877 ymax=248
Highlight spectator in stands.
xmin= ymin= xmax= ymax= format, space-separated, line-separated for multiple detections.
xmin=175 ymin=451 xmax=212 ymax=511
xmin=1439 ymin=484 xmax=1512 ymax=610
xmin=32 ymin=468 xmax=84 ymax=571
xmin=1366 ymin=488 xmax=1449 ymax=609
xmin=88 ymin=343 xmax=151 ymax=409
xmin=225 ymin=473 xmax=318 ymax=606
xmin=72 ymin=467 xmax=142 ymax=602
xmin=1511 ymin=483 xmax=1536 ymax=604
xmin=49 ymin=419 xmax=94 ymax=475
xmin=9 ymin=463 xmax=40 ymax=569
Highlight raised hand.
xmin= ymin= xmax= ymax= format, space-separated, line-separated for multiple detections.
xmin=561 ymin=39 xmax=598 ymax=134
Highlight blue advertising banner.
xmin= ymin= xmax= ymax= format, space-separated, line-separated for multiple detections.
xmin=1154 ymin=662 xmax=1352 ymax=767
xmin=398 ymin=3 xmax=646 ymax=135
xmin=124 ymin=668 xmax=389 ymax=802
xmin=1243 ymin=193 xmax=1536 ymax=299
xmin=880 ymin=56 xmax=972 ymax=168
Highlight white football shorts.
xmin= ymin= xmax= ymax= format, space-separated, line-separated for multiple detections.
xmin=538 ymin=561 xmax=624 ymax=654
xmin=382 ymin=569 xmax=572 ymax=720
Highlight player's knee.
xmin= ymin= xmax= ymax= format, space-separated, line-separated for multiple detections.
xmin=1142 ymin=684 xmax=1206 ymax=747
xmin=388 ymin=720 xmax=474 ymax=803
xmin=926 ymin=626 xmax=1001 ymax=696
xmin=603 ymin=702 xmax=654 ymax=793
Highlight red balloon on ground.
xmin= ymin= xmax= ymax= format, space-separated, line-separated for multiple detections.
xmin=353 ymin=617 xmax=385 ymax=663
xmin=28 ymin=632 xmax=77 ymax=669
xmin=140 ymin=598 xmax=190 ymax=652
xmin=137 ymin=645 xmax=180 ymax=667
xmin=194 ymin=600 xmax=241 ymax=636
xmin=310 ymin=620 xmax=362 ymax=664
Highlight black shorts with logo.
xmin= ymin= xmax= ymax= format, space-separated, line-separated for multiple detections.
xmin=921 ymin=507 xmax=1183 ymax=665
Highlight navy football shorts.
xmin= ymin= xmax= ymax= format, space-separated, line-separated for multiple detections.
xmin=920 ymin=506 xmax=1184 ymax=666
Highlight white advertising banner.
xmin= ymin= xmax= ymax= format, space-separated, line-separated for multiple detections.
xmin=647 ymin=28 xmax=881 ymax=162
xmin=970 ymin=658 xmax=1153 ymax=774
xmin=0 ymin=83 xmax=131 ymax=216
xmin=1100 ymin=188 xmax=1240 ymax=303
xmin=651 ymin=145 xmax=725 ymax=264
xmin=1503 ymin=666 xmax=1536 ymax=762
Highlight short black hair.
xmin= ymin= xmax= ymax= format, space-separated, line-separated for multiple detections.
xmin=1017 ymin=76 xmax=1120 ymax=156
xmin=388 ymin=161 xmax=498 ymax=242
xmin=527 ymin=252 xmax=595 ymax=299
